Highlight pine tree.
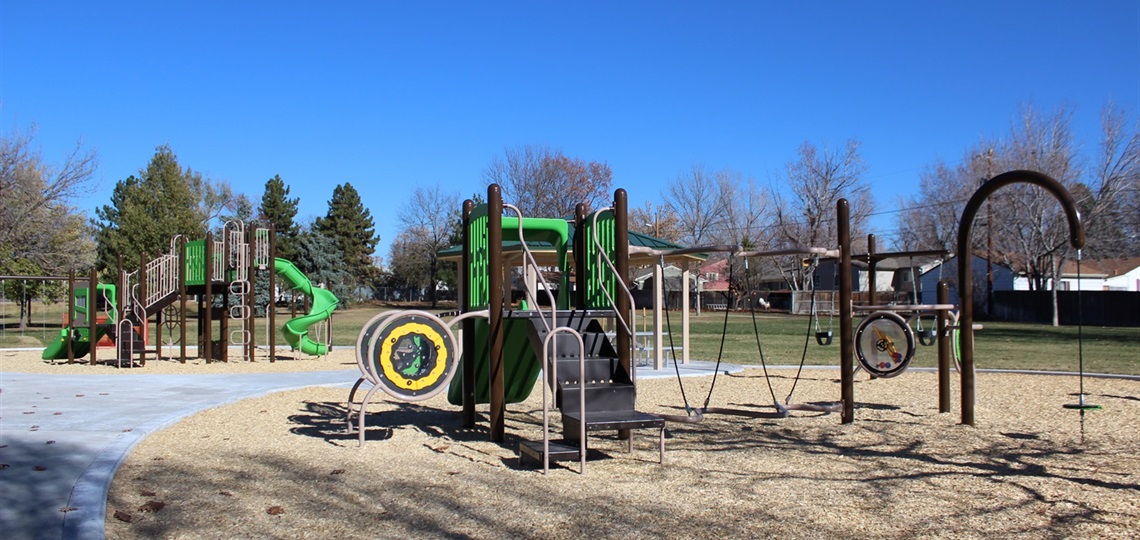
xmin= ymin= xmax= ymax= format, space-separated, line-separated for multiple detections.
xmin=294 ymin=228 xmax=354 ymax=306
xmin=93 ymin=145 xmax=204 ymax=272
xmin=313 ymin=183 xmax=379 ymax=287
xmin=257 ymin=175 xmax=300 ymax=261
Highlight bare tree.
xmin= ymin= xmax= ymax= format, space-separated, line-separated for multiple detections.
xmin=664 ymin=164 xmax=723 ymax=246
xmin=483 ymin=145 xmax=612 ymax=218
xmin=1084 ymin=102 xmax=1140 ymax=258
xmin=628 ymin=200 xmax=682 ymax=243
xmin=395 ymin=184 xmax=460 ymax=307
xmin=0 ymin=126 xmax=98 ymax=272
xmin=769 ymin=139 xmax=872 ymax=289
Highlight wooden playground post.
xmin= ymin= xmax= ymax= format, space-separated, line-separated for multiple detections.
xmin=461 ymin=200 xmax=476 ymax=428
xmin=866 ymin=234 xmax=877 ymax=305
xmin=89 ymin=267 xmax=98 ymax=366
xmin=179 ymin=236 xmax=187 ymax=363
xmin=204 ymin=232 xmax=213 ymax=363
xmin=937 ymin=280 xmax=951 ymax=413
xmin=247 ymin=226 xmax=256 ymax=362
xmin=139 ymin=252 xmax=148 ymax=366
xmin=487 ymin=184 xmax=505 ymax=443
xmin=838 ymin=199 xmax=854 ymax=424
xmin=574 ymin=203 xmax=588 ymax=309
xmin=268 ymin=224 xmax=277 ymax=362
xmin=67 ymin=270 xmax=75 ymax=364
xmin=615 ymin=189 xmax=631 ymax=383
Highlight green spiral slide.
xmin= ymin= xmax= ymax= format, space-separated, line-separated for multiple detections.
xmin=275 ymin=258 xmax=339 ymax=355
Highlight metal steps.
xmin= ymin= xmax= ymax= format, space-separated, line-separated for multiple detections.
xmin=515 ymin=309 xmax=665 ymax=470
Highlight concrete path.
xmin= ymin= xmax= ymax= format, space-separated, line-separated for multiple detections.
xmin=0 ymin=361 xmax=740 ymax=540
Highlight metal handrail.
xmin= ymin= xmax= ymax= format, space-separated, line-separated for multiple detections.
xmin=589 ymin=208 xmax=637 ymax=347
xmin=540 ymin=327 xmax=587 ymax=475
xmin=502 ymin=204 xmax=559 ymax=334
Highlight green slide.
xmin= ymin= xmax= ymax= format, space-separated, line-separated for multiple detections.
xmin=42 ymin=327 xmax=109 ymax=360
xmin=447 ymin=318 xmax=541 ymax=405
xmin=274 ymin=258 xmax=340 ymax=355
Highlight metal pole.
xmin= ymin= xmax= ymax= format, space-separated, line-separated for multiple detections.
xmin=957 ymin=170 xmax=1084 ymax=426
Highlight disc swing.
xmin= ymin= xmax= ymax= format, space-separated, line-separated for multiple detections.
xmin=854 ymin=310 xmax=916 ymax=378
xmin=1063 ymin=249 xmax=1100 ymax=412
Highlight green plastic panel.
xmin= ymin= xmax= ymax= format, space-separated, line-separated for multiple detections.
xmin=582 ymin=209 xmax=618 ymax=309
xmin=447 ymin=318 xmax=541 ymax=406
xmin=467 ymin=205 xmax=490 ymax=310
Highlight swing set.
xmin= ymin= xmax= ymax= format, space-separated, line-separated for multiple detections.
xmin=631 ymin=170 xmax=1098 ymax=427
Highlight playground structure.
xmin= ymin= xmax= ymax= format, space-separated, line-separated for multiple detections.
xmin=38 ymin=222 xmax=339 ymax=365
xmin=351 ymin=170 xmax=1088 ymax=472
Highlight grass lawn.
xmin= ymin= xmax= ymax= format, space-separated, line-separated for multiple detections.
xmin=4 ymin=300 xmax=1137 ymax=375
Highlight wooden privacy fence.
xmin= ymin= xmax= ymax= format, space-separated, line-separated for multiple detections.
xmin=991 ymin=290 xmax=1140 ymax=327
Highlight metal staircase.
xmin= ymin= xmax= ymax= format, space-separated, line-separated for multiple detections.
xmin=500 ymin=201 xmax=664 ymax=472
xmin=516 ymin=309 xmax=665 ymax=468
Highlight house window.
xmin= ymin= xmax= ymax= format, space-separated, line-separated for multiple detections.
xmin=707 ymin=272 xmax=718 ymax=281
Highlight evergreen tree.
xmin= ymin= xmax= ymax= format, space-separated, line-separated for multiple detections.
xmin=313 ymin=183 xmax=379 ymax=287
xmin=257 ymin=175 xmax=300 ymax=261
xmin=294 ymin=228 xmax=353 ymax=306
xmin=93 ymin=145 xmax=203 ymax=273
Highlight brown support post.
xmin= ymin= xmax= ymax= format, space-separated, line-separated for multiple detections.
xmin=461 ymin=200 xmax=477 ymax=428
xmin=204 ymin=232 xmax=213 ymax=363
xmin=138 ymin=252 xmax=148 ymax=366
xmin=117 ymin=256 xmax=125 ymax=364
xmin=179 ymin=237 xmax=187 ymax=363
xmin=67 ymin=270 xmax=75 ymax=364
xmin=247 ymin=226 xmax=256 ymax=362
xmin=152 ymin=254 xmax=162 ymax=362
xmin=221 ymin=233 xmax=230 ymax=363
xmin=268 ymin=224 xmax=277 ymax=362
xmin=614 ymin=189 xmax=632 ymax=441
xmin=614 ymin=189 xmax=631 ymax=378
xmin=487 ymin=184 xmax=505 ymax=442
xmin=936 ymin=280 xmax=951 ymax=413
xmin=89 ymin=267 xmax=98 ymax=366
xmin=866 ymin=234 xmax=876 ymax=305
xmin=838 ymin=199 xmax=854 ymax=424
xmin=574 ymin=203 xmax=588 ymax=309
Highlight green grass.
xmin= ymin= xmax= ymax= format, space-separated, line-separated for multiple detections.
xmin=4 ymin=300 xmax=1137 ymax=375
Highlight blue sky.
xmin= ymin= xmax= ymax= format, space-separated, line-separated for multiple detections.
xmin=3 ymin=2 xmax=1137 ymax=261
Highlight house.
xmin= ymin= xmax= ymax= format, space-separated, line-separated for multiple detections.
xmin=917 ymin=255 xmax=1016 ymax=312
xmin=1013 ymin=257 xmax=1140 ymax=292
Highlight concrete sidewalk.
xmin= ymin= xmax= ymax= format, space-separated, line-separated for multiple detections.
xmin=0 ymin=371 xmax=357 ymax=540
xmin=0 ymin=360 xmax=740 ymax=539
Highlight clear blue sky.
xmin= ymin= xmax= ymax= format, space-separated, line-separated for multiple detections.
xmin=3 ymin=1 xmax=1137 ymax=260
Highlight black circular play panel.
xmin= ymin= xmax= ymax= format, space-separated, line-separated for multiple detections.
xmin=854 ymin=311 xmax=915 ymax=378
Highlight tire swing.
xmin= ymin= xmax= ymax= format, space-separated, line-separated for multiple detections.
xmin=348 ymin=310 xmax=459 ymax=446
xmin=854 ymin=311 xmax=916 ymax=378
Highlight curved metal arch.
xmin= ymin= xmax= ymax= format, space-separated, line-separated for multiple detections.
xmin=956 ymin=170 xmax=1085 ymax=426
